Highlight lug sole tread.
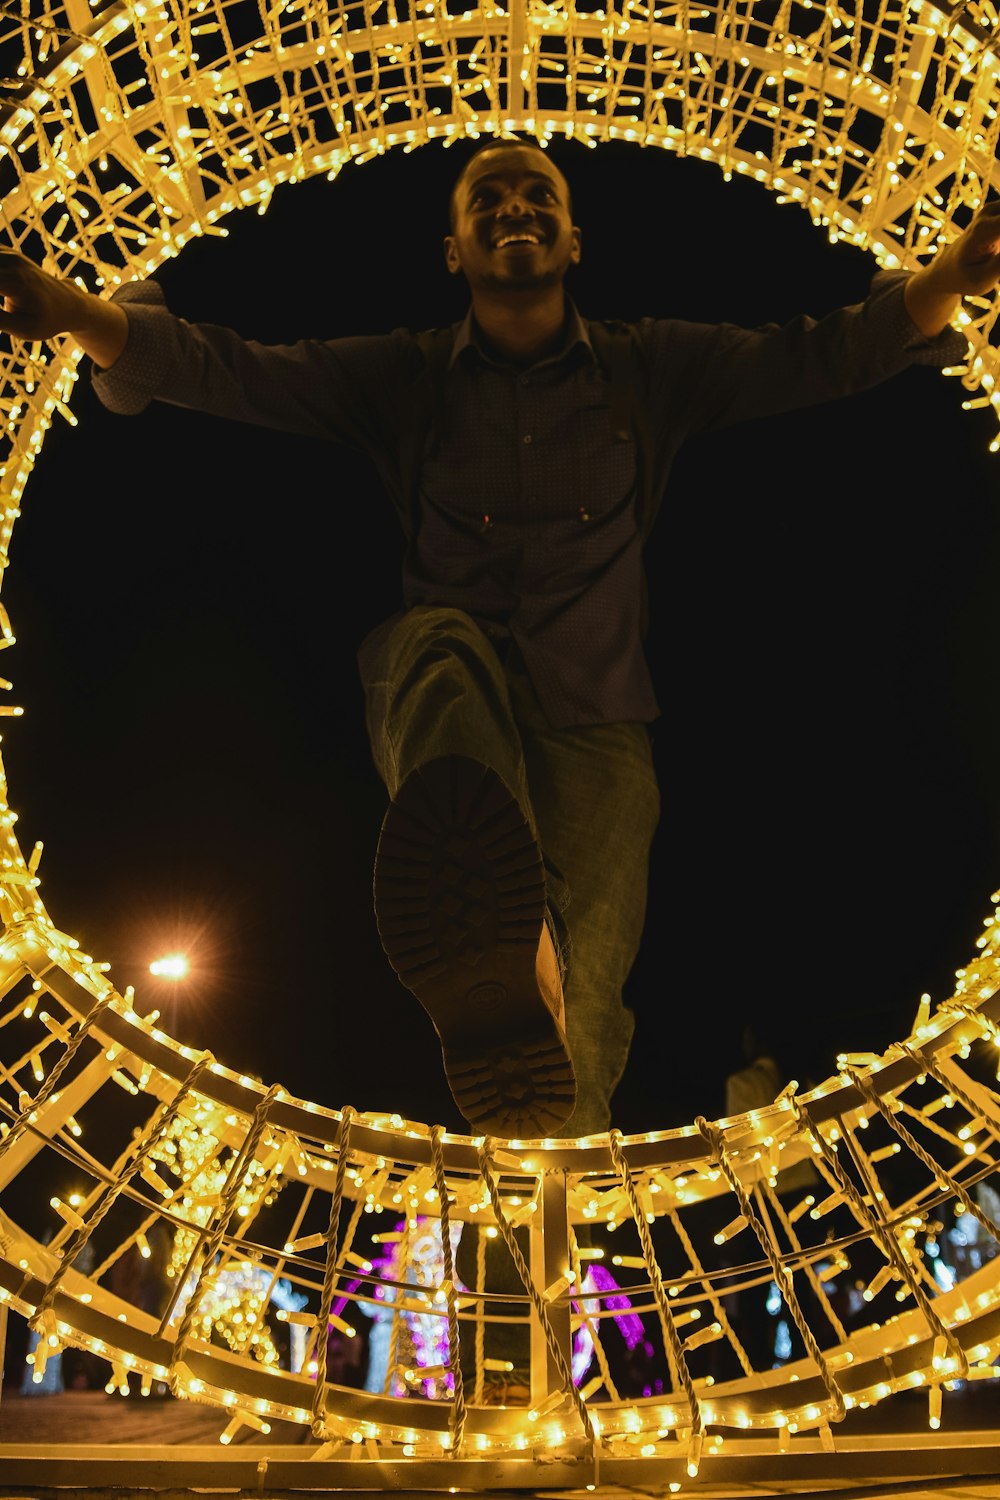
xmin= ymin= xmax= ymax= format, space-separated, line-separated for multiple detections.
xmin=373 ymin=755 xmax=575 ymax=1136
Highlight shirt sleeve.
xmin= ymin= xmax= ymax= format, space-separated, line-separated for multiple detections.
xmin=643 ymin=268 xmax=970 ymax=437
xmin=90 ymin=277 xmax=417 ymax=458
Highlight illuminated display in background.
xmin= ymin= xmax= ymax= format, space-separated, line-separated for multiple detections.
xmin=1 ymin=0 xmax=1000 ymax=1488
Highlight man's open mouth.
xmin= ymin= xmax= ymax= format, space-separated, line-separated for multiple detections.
xmin=493 ymin=232 xmax=542 ymax=249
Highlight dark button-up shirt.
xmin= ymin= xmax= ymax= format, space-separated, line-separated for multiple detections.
xmin=93 ymin=274 xmax=966 ymax=727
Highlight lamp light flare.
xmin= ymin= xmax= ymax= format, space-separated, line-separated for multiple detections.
xmin=149 ymin=953 xmax=190 ymax=979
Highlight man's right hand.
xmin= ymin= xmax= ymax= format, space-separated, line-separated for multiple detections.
xmin=0 ymin=250 xmax=128 ymax=367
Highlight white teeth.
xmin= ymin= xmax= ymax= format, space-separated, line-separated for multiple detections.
xmin=495 ymin=233 xmax=540 ymax=248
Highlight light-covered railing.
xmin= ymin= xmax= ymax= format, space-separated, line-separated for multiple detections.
xmin=0 ymin=0 xmax=999 ymax=1488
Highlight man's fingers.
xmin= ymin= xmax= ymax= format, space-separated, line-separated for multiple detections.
xmin=960 ymin=208 xmax=1000 ymax=265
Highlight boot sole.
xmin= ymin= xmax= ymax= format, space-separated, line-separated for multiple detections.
xmin=373 ymin=755 xmax=576 ymax=1137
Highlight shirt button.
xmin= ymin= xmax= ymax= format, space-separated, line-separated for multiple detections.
xmin=519 ymin=376 xmax=529 ymax=386
xmin=523 ymin=433 xmax=533 ymax=444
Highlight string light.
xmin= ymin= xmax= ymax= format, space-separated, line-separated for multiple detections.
xmin=2 ymin=0 xmax=1000 ymax=1483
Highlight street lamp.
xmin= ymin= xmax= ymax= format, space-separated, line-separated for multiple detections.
xmin=149 ymin=953 xmax=190 ymax=980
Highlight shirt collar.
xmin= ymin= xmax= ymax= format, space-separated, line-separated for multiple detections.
xmin=450 ymin=298 xmax=595 ymax=371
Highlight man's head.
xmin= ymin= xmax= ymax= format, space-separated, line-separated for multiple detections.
xmin=444 ymin=139 xmax=581 ymax=296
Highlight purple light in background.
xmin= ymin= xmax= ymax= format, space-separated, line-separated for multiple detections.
xmin=582 ymin=1263 xmax=645 ymax=1349
xmin=571 ymin=1261 xmax=648 ymax=1383
xmin=331 ymin=1278 xmax=362 ymax=1324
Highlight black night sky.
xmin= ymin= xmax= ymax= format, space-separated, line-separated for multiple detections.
xmin=4 ymin=137 xmax=1000 ymax=1138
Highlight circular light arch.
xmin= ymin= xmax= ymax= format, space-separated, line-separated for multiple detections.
xmin=1 ymin=0 xmax=1000 ymax=1491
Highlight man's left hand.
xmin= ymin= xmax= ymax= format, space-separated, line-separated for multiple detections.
xmin=929 ymin=197 xmax=1000 ymax=297
xmin=904 ymin=197 xmax=1000 ymax=335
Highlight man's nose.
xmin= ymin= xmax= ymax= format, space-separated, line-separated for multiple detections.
xmin=498 ymin=193 xmax=532 ymax=218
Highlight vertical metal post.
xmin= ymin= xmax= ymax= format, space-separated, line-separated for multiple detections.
xmin=507 ymin=0 xmax=526 ymax=120
xmin=529 ymin=1169 xmax=571 ymax=1407
xmin=0 ymin=1300 xmax=9 ymax=1405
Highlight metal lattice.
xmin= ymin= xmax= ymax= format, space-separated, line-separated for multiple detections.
xmin=1 ymin=0 xmax=999 ymax=1490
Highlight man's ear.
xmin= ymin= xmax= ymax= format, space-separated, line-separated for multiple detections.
xmin=443 ymin=235 xmax=461 ymax=275
xmin=570 ymin=226 xmax=582 ymax=265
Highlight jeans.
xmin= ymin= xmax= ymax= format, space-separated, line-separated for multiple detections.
xmin=361 ymin=605 xmax=660 ymax=1139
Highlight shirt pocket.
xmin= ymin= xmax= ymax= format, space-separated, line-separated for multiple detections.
xmin=569 ymin=402 xmax=637 ymax=521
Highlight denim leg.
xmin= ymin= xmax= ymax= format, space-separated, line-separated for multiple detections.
xmin=362 ymin=606 xmax=658 ymax=1135
xmin=507 ymin=665 xmax=660 ymax=1138
xmin=361 ymin=606 xmax=535 ymax=820
xmin=363 ymin=611 xmax=659 ymax=1371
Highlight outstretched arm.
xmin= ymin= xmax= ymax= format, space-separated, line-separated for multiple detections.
xmin=904 ymin=198 xmax=1000 ymax=336
xmin=0 ymin=251 xmax=128 ymax=367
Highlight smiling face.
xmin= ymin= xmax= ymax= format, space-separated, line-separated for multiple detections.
xmin=443 ymin=144 xmax=581 ymax=296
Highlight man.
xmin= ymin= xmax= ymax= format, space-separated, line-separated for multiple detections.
xmin=1 ymin=139 xmax=997 ymax=1141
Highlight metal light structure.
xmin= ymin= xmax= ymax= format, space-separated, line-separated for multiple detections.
xmin=0 ymin=0 xmax=999 ymax=1490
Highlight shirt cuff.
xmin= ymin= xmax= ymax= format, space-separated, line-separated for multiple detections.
xmin=90 ymin=279 xmax=174 ymax=414
xmin=869 ymin=268 xmax=969 ymax=366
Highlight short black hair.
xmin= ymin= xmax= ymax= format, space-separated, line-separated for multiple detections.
xmin=447 ymin=136 xmax=571 ymax=231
